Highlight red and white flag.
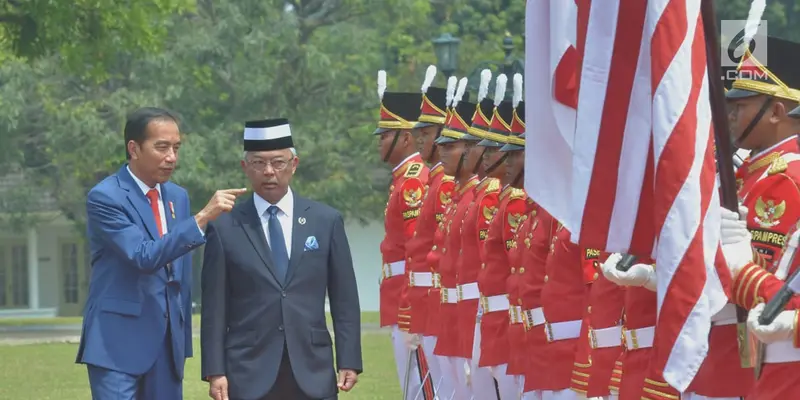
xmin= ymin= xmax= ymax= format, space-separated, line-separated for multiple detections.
xmin=526 ymin=0 xmax=729 ymax=390
xmin=524 ymin=0 xmax=582 ymax=229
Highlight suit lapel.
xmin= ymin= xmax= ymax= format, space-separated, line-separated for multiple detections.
xmin=161 ymin=185 xmax=180 ymax=280
xmin=236 ymin=195 xmax=281 ymax=284
xmin=285 ymin=196 xmax=311 ymax=285
xmin=118 ymin=166 xmax=160 ymax=240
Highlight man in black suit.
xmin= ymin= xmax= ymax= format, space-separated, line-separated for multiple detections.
xmin=200 ymin=118 xmax=362 ymax=400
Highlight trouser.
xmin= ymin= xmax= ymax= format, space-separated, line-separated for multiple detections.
xmin=391 ymin=325 xmax=426 ymax=400
xmin=87 ymin=334 xmax=181 ymax=400
xmin=470 ymin=320 xmax=521 ymax=399
xmin=422 ymin=335 xmax=456 ymax=399
xmin=682 ymin=394 xmax=741 ymax=400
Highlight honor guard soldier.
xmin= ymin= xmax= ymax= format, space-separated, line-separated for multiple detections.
xmin=373 ymin=70 xmax=431 ymax=399
xmin=600 ymin=255 xmax=681 ymax=399
xmin=474 ymin=73 xmax=528 ymax=399
xmin=466 ymin=73 xmax=520 ymax=399
xmin=431 ymin=77 xmax=480 ymax=398
xmin=536 ymin=222 xmax=595 ymax=400
xmin=718 ymin=104 xmax=800 ymax=400
xmin=452 ymin=69 xmax=502 ymax=395
xmin=691 ymin=36 xmax=800 ymax=400
xmin=402 ymin=67 xmax=457 ymax=399
xmin=494 ymin=77 xmax=533 ymax=398
xmin=570 ymin=251 xmax=624 ymax=400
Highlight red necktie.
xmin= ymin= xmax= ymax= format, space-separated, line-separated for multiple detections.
xmin=146 ymin=189 xmax=164 ymax=237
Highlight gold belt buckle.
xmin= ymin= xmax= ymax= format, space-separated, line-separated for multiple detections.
xmin=524 ymin=310 xmax=533 ymax=330
xmin=457 ymin=285 xmax=464 ymax=302
xmin=545 ymin=322 xmax=554 ymax=342
xmin=441 ymin=288 xmax=449 ymax=304
xmin=433 ymin=273 xmax=441 ymax=288
xmin=480 ymin=295 xmax=489 ymax=313
xmin=408 ymin=272 xmax=416 ymax=287
xmin=589 ymin=327 xmax=598 ymax=349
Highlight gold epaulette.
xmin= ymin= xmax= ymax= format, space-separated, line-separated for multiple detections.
xmin=509 ymin=188 xmax=526 ymax=200
xmin=499 ymin=185 xmax=514 ymax=200
xmin=404 ymin=162 xmax=424 ymax=178
xmin=485 ymin=178 xmax=501 ymax=194
xmin=767 ymin=156 xmax=788 ymax=176
xmin=442 ymin=174 xmax=455 ymax=182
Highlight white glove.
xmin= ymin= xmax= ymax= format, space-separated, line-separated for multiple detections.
xmin=720 ymin=205 xmax=753 ymax=276
xmin=747 ymin=303 xmax=796 ymax=344
xmin=401 ymin=331 xmax=421 ymax=350
xmin=601 ymin=253 xmax=657 ymax=291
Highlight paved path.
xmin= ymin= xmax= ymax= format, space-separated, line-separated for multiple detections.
xmin=0 ymin=323 xmax=387 ymax=346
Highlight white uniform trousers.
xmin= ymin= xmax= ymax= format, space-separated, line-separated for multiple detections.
xmin=391 ymin=325 xmax=424 ymax=399
xmin=470 ymin=319 xmax=521 ymax=399
xmin=682 ymin=394 xmax=741 ymax=400
xmin=422 ymin=335 xmax=456 ymax=400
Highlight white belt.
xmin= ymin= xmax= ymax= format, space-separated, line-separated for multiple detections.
xmin=480 ymin=294 xmax=510 ymax=313
xmin=711 ymin=303 xmax=738 ymax=326
xmin=509 ymin=306 xmax=524 ymax=324
xmin=409 ymin=272 xmax=434 ymax=287
xmin=590 ymin=326 xmax=622 ymax=349
xmin=764 ymin=340 xmax=800 ymax=363
xmin=457 ymin=282 xmax=480 ymax=301
xmin=381 ymin=261 xmax=405 ymax=282
xmin=622 ymin=326 xmax=655 ymax=350
xmin=441 ymin=287 xmax=459 ymax=304
xmin=544 ymin=319 xmax=582 ymax=342
xmin=523 ymin=307 xmax=545 ymax=330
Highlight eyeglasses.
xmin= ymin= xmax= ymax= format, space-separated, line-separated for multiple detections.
xmin=248 ymin=158 xmax=291 ymax=172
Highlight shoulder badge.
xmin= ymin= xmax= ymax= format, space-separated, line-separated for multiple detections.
xmin=768 ymin=157 xmax=788 ymax=176
xmin=510 ymin=188 xmax=526 ymax=200
xmin=404 ymin=162 xmax=424 ymax=178
xmin=486 ymin=178 xmax=501 ymax=194
xmin=754 ymin=196 xmax=786 ymax=228
xmin=442 ymin=175 xmax=455 ymax=182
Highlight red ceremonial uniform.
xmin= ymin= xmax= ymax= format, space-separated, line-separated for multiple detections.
xmin=731 ymin=218 xmax=800 ymax=400
xmin=401 ymin=163 xmax=455 ymax=334
xmin=518 ymin=204 xmax=554 ymax=390
xmin=539 ymin=224 xmax=593 ymax=390
xmin=613 ymin=266 xmax=680 ymax=400
xmin=379 ymin=153 xmax=428 ymax=327
xmin=424 ymin=193 xmax=454 ymax=338
xmin=455 ymin=177 xmax=500 ymax=358
xmin=505 ymin=199 xmax=538 ymax=378
xmin=434 ymin=176 xmax=479 ymax=357
xmin=476 ymin=185 xmax=527 ymax=367
xmin=571 ymin=255 xmax=625 ymax=398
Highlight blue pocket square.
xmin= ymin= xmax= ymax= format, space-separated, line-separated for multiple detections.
xmin=304 ymin=236 xmax=319 ymax=251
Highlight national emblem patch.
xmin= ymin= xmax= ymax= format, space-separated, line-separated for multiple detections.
xmin=754 ymin=197 xmax=786 ymax=229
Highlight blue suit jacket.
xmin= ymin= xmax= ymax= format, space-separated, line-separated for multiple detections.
xmin=76 ymin=165 xmax=205 ymax=378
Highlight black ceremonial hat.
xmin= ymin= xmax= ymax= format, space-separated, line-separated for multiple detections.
xmin=243 ymin=118 xmax=294 ymax=151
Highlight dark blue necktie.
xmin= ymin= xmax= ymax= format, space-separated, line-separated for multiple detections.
xmin=266 ymin=205 xmax=289 ymax=281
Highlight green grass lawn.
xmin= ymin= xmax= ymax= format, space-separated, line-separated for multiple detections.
xmin=0 ymin=333 xmax=400 ymax=399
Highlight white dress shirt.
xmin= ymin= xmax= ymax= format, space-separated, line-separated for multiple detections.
xmin=253 ymin=188 xmax=294 ymax=258
xmin=128 ymin=166 xmax=169 ymax=235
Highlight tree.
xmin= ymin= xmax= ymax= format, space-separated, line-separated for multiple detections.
xmin=0 ymin=0 xmax=193 ymax=76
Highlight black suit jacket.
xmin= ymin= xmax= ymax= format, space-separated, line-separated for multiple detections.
xmin=200 ymin=193 xmax=362 ymax=400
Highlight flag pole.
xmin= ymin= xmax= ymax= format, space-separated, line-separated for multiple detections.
xmin=699 ymin=0 xmax=754 ymax=370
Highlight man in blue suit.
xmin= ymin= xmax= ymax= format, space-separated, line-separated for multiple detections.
xmin=76 ymin=107 xmax=247 ymax=399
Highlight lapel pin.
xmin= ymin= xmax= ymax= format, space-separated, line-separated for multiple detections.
xmin=169 ymin=201 xmax=176 ymax=219
xmin=298 ymin=217 xmax=306 ymax=225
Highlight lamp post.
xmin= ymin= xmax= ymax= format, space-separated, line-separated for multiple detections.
xmin=465 ymin=33 xmax=525 ymax=100
xmin=432 ymin=33 xmax=461 ymax=78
